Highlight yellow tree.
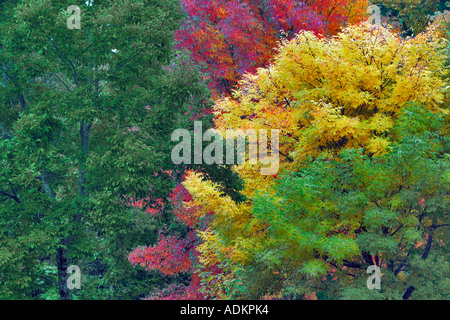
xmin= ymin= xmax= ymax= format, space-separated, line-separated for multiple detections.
xmin=183 ymin=19 xmax=449 ymax=298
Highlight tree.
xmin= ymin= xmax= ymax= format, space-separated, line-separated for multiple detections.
xmin=374 ymin=0 xmax=449 ymax=37
xmin=128 ymin=182 xmax=228 ymax=300
xmin=209 ymin=19 xmax=447 ymax=205
xmin=128 ymin=1 xmax=373 ymax=300
xmin=0 ymin=0 xmax=210 ymax=299
xmin=176 ymin=0 xmax=369 ymax=95
xmin=181 ymin=20 xmax=449 ymax=298
xmin=250 ymin=104 xmax=449 ymax=299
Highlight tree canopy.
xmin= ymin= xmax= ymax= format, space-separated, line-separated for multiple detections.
xmin=0 ymin=0 xmax=448 ymax=301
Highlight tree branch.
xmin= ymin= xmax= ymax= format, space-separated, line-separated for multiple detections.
xmin=53 ymin=72 xmax=72 ymax=92
xmin=342 ymin=260 xmax=363 ymax=269
xmin=0 ymin=188 xmax=20 ymax=204
xmin=421 ymin=234 xmax=432 ymax=260
xmin=432 ymin=224 xmax=450 ymax=229
xmin=47 ymin=36 xmax=78 ymax=85
xmin=402 ymin=285 xmax=415 ymax=300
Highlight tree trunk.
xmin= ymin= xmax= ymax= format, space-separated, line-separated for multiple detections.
xmin=402 ymin=286 xmax=415 ymax=300
xmin=56 ymin=245 xmax=73 ymax=300
xmin=41 ymin=170 xmax=73 ymax=300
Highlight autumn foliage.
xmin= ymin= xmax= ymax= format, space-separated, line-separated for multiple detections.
xmin=1 ymin=0 xmax=448 ymax=303
xmin=128 ymin=2 xmax=450 ymax=301
xmin=176 ymin=0 xmax=369 ymax=94
xmin=180 ymin=20 xmax=449 ymax=299
xmin=128 ymin=182 xmax=225 ymax=299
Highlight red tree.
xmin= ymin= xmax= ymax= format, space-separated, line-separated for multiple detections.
xmin=176 ymin=0 xmax=369 ymax=94
xmin=129 ymin=182 xmax=222 ymax=299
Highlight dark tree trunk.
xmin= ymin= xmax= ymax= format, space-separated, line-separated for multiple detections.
xmin=402 ymin=286 xmax=415 ymax=300
xmin=56 ymin=245 xmax=73 ymax=300
xmin=421 ymin=234 xmax=433 ymax=260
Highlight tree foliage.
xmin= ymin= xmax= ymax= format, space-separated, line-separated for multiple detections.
xmin=181 ymin=20 xmax=450 ymax=299
xmin=0 ymin=0 xmax=210 ymax=299
xmin=249 ymin=104 xmax=449 ymax=299
xmin=1 ymin=0 xmax=449 ymax=301
xmin=374 ymin=0 xmax=449 ymax=36
xmin=176 ymin=0 xmax=369 ymax=94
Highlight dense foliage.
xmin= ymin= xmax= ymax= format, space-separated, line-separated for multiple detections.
xmin=176 ymin=0 xmax=369 ymax=94
xmin=0 ymin=0 xmax=448 ymax=300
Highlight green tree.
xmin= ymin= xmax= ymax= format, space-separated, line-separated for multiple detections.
xmin=374 ymin=0 xmax=448 ymax=37
xmin=248 ymin=104 xmax=449 ymax=299
xmin=0 ymin=0 xmax=212 ymax=299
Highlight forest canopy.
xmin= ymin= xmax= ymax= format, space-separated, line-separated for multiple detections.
xmin=0 ymin=0 xmax=448 ymax=301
